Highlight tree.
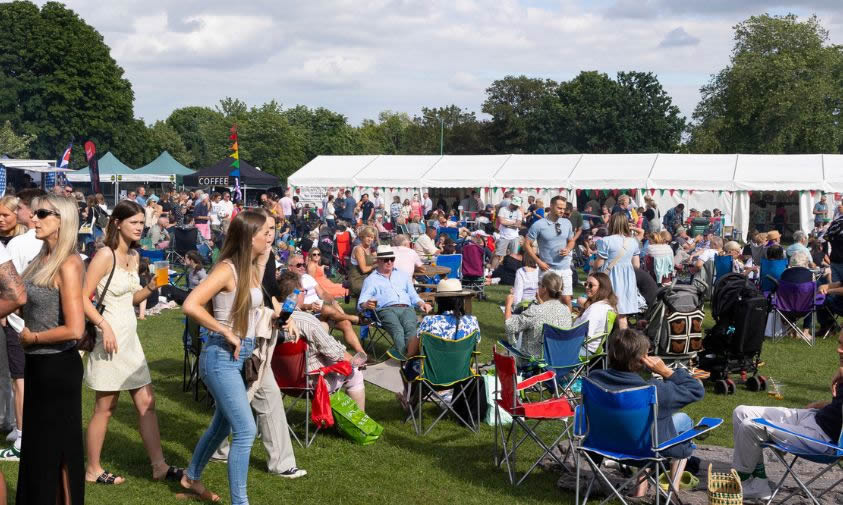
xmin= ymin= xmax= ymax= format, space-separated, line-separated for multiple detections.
xmin=147 ymin=121 xmax=194 ymax=167
xmin=525 ymin=71 xmax=684 ymax=153
xmin=405 ymin=105 xmax=492 ymax=155
xmin=482 ymin=75 xmax=557 ymax=153
xmin=0 ymin=121 xmax=36 ymax=157
xmin=0 ymin=1 xmax=135 ymax=161
xmin=238 ymin=101 xmax=307 ymax=179
xmin=283 ymin=106 xmax=358 ymax=159
xmin=165 ymin=106 xmax=228 ymax=168
xmin=687 ymin=14 xmax=843 ymax=153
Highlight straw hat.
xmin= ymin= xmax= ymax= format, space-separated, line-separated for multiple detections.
xmin=375 ymin=244 xmax=396 ymax=260
xmin=432 ymin=278 xmax=474 ymax=298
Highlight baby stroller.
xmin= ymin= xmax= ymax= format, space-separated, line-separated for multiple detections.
xmin=643 ymin=278 xmax=707 ymax=369
xmin=700 ymin=273 xmax=768 ymax=395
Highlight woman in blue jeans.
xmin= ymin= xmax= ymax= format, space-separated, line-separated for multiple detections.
xmin=181 ymin=208 xmax=273 ymax=504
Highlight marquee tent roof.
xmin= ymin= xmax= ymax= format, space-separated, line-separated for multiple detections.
xmin=354 ymin=155 xmax=440 ymax=188
xmin=287 ymin=155 xmax=377 ymax=188
xmin=288 ymin=154 xmax=843 ymax=193
xmin=135 ymin=151 xmax=195 ymax=177
xmin=67 ymin=152 xmax=166 ymax=182
xmin=183 ymin=157 xmax=279 ymax=187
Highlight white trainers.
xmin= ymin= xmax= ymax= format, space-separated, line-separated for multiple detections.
xmin=742 ymin=477 xmax=773 ymax=501
xmin=276 ymin=467 xmax=307 ymax=479
xmin=0 ymin=446 xmax=20 ymax=462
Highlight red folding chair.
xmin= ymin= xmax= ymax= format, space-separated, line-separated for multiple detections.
xmin=272 ymin=339 xmax=320 ymax=448
xmin=494 ymin=346 xmax=575 ymax=486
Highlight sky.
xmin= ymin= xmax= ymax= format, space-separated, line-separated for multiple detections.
xmin=29 ymin=0 xmax=843 ymax=126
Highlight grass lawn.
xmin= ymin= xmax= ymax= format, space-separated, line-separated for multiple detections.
xmin=0 ymin=284 xmax=838 ymax=504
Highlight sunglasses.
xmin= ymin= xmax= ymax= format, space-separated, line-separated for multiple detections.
xmin=293 ymin=263 xmax=305 ymax=268
xmin=554 ymin=222 xmax=561 ymax=236
xmin=311 ymin=253 xmax=320 ymax=257
xmin=35 ymin=209 xmax=60 ymax=219
xmin=379 ymin=257 xmax=395 ymax=263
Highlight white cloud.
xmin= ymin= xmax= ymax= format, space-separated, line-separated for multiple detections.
xmin=29 ymin=0 xmax=843 ymax=126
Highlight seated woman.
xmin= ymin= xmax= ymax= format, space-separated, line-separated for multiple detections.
xmin=406 ymin=216 xmax=422 ymax=237
xmin=306 ymin=247 xmax=347 ymax=299
xmin=645 ymin=231 xmax=674 ymax=285
xmin=512 ymin=253 xmax=539 ymax=307
xmin=590 ymin=329 xmax=704 ymax=497
xmin=574 ymin=272 xmax=618 ymax=354
xmin=406 ymin=279 xmax=479 ymax=359
xmin=504 ymin=272 xmax=572 ymax=360
xmin=440 ymin=236 xmax=457 ymax=255
xmin=348 ymin=226 xmax=376 ymax=297
xmin=278 ymin=272 xmax=365 ymax=410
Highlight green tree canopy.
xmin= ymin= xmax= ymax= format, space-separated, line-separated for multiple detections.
xmin=687 ymin=14 xmax=843 ymax=153
xmin=0 ymin=1 xmax=135 ymax=160
xmin=482 ymin=75 xmax=557 ymax=153
xmin=0 ymin=120 xmax=36 ymax=158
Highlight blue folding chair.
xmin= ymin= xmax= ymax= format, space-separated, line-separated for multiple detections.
xmin=542 ymin=322 xmax=589 ymax=398
xmin=437 ymin=227 xmax=459 ymax=243
xmin=359 ymin=309 xmax=395 ymax=362
xmin=752 ymin=417 xmax=843 ymax=504
xmin=713 ymin=254 xmax=733 ymax=286
xmin=435 ymin=254 xmax=462 ymax=280
xmin=574 ymin=377 xmax=722 ymax=505
xmin=760 ymin=257 xmax=788 ymax=293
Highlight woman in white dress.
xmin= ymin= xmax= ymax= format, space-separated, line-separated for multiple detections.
xmin=82 ymin=200 xmax=181 ymax=485
xmin=574 ymin=272 xmax=618 ymax=354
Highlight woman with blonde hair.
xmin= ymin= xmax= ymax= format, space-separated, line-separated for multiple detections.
xmin=593 ymin=213 xmax=641 ymax=329
xmin=348 ymin=226 xmax=376 ymax=297
xmin=306 ymin=246 xmax=346 ymax=299
xmin=646 ymin=230 xmax=674 ymax=284
xmin=16 ymin=194 xmax=86 ymax=504
xmin=181 ymin=209 xmax=272 ymax=504
xmin=0 ymin=196 xmax=26 ymax=244
xmin=82 ymin=200 xmax=182 ymax=486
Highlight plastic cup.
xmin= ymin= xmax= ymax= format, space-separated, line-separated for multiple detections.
xmin=154 ymin=260 xmax=169 ymax=286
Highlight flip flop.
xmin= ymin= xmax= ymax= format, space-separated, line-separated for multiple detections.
xmin=89 ymin=471 xmax=125 ymax=485
xmin=154 ymin=465 xmax=185 ymax=482
xmin=659 ymin=471 xmax=699 ymax=491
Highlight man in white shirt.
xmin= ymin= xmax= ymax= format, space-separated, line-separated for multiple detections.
xmin=491 ymin=195 xmax=523 ymax=270
xmin=372 ymin=190 xmax=384 ymax=211
xmin=414 ymin=224 xmax=440 ymax=260
xmin=423 ymin=193 xmax=433 ymax=218
xmin=217 ymin=191 xmax=234 ymax=233
xmin=392 ymin=234 xmax=424 ymax=277
xmin=209 ymin=192 xmax=223 ymax=231
xmin=280 ymin=191 xmax=294 ymax=220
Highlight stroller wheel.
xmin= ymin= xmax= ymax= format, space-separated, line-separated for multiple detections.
xmin=757 ymin=376 xmax=767 ymax=391
xmin=714 ymin=380 xmax=728 ymax=395
xmin=726 ymin=379 xmax=736 ymax=395
xmin=745 ymin=376 xmax=761 ymax=392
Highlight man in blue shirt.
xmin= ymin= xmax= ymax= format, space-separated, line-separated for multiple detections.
xmin=341 ymin=190 xmax=356 ymax=224
xmin=524 ymin=195 xmax=576 ymax=309
xmin=359 ymin=245 xmax=432 ymax=359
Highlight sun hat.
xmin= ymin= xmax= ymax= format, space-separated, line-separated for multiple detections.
xmin=375 ymin=244 xmax=396 ymax=259
xmin=510 ymin=196 xmax=523 ymax=207
xmin=472 ymin=230 xmax=489 ymax=238
xmin=432 ymin=278 xmax=475 ymax=298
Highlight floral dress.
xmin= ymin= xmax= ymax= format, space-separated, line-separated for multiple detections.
xmin=418 ymin=312 xmax=480 ymax=341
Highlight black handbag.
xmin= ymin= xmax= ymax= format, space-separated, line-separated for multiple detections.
xmin=77 ymin=248 xmax=116 ymax=352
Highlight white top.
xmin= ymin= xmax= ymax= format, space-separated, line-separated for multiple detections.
xmin=513 ymin=267 xmax=538 ymax=305
xmin=7 ymin=228 xmax=42 ymax=274
xmin=497 ymin=207 xmax=522 ymax=240
xmin=0 ymin=242 xmax=11 ymax=265
xmin=280 ymin=196 xmax=294 ymax=216
xmin=695 ymin=248 xmax=718 ymax=264
xmin=209 ymin=201 xmax=222 ymax=226
xmin=217 ymin=200 xmax=234 ymax=219
xmin=574 ymin=300 xmax=613 ymax=352
xmin=301 ymin=273 xmax=320 ymax=305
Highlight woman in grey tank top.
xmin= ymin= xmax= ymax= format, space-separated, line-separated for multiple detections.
xmin=180 ymin=209 xmax=272 ymax=505
xmin=16 ymin=195 xmax=86 ymax=505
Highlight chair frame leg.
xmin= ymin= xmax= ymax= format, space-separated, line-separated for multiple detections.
xmin=764 ymin=451 xmax=829 ymax=505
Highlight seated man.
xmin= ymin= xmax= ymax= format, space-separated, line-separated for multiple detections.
xmin=731 ymin=332 xmax=843 ymax=501
xmin=358 ymin=245 xmax=432 ymax=359
xmin=414 ymin=223 xmax=440 ymax=261
xmin=590 ymin=329 xmax=704 ymax=497
xmin=278 ymin=271 xmax=366 ymax=410
xmin=286 ymin=253 xmax=366 ymax=355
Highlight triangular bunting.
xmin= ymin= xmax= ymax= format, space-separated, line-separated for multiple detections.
xmin=650 ymin=188 xmax=656 ymax=196
xmin=659 ymin=189 xmax=665 ymax=197
xmin=230 ymin=142 xmax=238 ymax=151
xmin=230 ymin=159 xmax=240 ymax=168
xmin=230 ymin=151 xmax=239 ymax=160
xmin=669 ymin=189 xmax=675 ymax=197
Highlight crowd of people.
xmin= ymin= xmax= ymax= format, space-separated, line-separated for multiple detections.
xmin=0 ymin=180 xmax=839 ymax=504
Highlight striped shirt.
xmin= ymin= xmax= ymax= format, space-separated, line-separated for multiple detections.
xmin=284 ymin=310 xmax=345 ymax=373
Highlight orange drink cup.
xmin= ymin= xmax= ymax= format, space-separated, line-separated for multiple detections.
xmin=154 ymin=261 xmax=169 ymax=286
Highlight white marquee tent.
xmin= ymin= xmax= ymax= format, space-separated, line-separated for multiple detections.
xmin=288 ymin=153 xmax=843 ymax=239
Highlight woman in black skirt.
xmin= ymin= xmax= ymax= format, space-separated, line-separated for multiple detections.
xmin=17 ymin=194 xmax=86 ymax=504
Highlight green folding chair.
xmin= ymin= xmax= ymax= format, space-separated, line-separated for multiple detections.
xmin=581 ymin=310 xmax=617 ymax=372
xmin=402 ymin=331 xmax=481 ymax=436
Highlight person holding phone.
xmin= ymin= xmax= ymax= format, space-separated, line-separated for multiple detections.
xmin=82 ymin=200 xmax=181 ymax=486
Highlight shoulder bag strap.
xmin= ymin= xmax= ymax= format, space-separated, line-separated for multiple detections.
xmin=95 ymin=248 xmax=117 ymax=311
xmin=604 ymin=238 xmax=629 ymax=273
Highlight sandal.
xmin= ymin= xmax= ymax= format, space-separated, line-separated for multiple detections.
xmin=90 ymin=471 xmax=125 ymax=485
xmin=155 ymin=465 xmax=185 ymax=482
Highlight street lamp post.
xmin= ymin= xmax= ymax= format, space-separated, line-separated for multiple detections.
xmin=439 ymin=118 xmax=444 ymax=156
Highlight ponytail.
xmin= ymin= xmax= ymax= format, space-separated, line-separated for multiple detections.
xmin=540 ymin=272 xmax=566 ymax=302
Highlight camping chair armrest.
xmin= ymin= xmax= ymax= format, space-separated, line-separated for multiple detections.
xmin=497 ymin=338 xmax=532 ymax=361
xmin=752 ymin=418 xmax=843 ymax=452
xmin=516 ymin=370 xmax=556 ymax=391
xmin=573 ymin=405 xmax=586 ymax=438
xmin=657 ymin=417 xmax=723 ymax=451
xmin=765 ymin=275 xmax=780 ymax=290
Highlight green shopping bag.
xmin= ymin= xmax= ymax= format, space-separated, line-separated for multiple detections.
xmin=330 ymin=391 xmax=383 ymax=445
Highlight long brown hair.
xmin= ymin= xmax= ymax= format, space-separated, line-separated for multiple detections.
xmin=582 ymin=272 xmax=618 ymax=312
xmin=608 ymin=212 xmax=631 ymax=236
xmin=216 ymin=208 xmax=267 ymax=338
xmin=105 ymin=200 xmax=144 ymax=250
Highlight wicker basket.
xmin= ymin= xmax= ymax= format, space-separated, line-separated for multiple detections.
xmin=707 ymin=464 xmax=743 ymax=505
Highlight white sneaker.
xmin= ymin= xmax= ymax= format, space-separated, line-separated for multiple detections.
xmin=742 ymin=477 xmax=773 ymax=501
xmin=276 ymin=467 xmax=307 ymax=479
xmin=5 ymin=429 xmax=19 ymax=443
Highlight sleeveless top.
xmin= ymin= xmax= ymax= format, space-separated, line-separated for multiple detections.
xmin=23 ymin=280 xmax=74 ymax=354
xmin=212 ymin=260 xmax=262 ymax=338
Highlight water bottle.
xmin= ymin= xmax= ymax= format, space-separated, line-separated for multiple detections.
xmin=279 ymin=289 xmax=299 ymax=323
